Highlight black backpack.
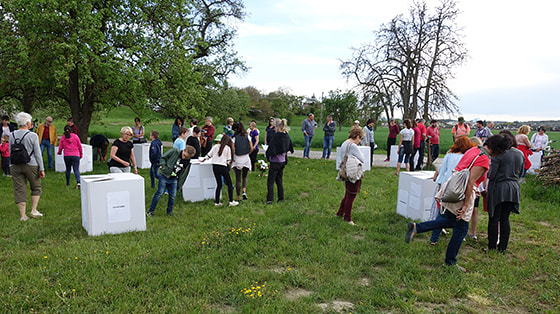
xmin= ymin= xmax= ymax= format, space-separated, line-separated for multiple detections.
xmin=11 ymin=132 xmax=33 ymax=164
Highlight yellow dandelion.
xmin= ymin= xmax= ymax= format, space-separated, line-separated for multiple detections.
xmin=44 ymin=256 xmax=47 ymax=259
xmin=72 ymin=289 xmax=76 ymax=292
xmin=202 ymin=241 xmax=206 ymax=244
xmin=105 ymin=251 xmax=109 ymax=254
xmin=74 ymin=257 xmax=78 ymax=260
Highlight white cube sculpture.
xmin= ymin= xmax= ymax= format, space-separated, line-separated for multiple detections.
xmin=182 ymin=160 xmax=217 ymax=202
xmin=80 ymin=173 xmax=146 ymax=236
xmin=396 ymin=171 xmax=438 ymax=222
xmin=335 ymin=145 xmax=371 ymax=171
xmin=55 ymin=144 xmax=93 ymax=173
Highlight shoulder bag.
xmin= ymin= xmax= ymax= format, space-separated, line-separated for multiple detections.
xmin=437 ymin=149 xmax=485 ymax=203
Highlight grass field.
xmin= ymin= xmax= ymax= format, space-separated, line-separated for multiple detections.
xmin=1 ymin=154 xmax=559 ymax=312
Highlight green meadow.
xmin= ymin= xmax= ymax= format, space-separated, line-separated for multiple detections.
xmin=1 ymin=107 xmax=559 ymax=312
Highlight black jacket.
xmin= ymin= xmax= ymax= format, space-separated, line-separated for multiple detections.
xmin=265 ymin=132 xmax=293 ymax=160
xmin=487 ymin=148 xmax=524 ymax=217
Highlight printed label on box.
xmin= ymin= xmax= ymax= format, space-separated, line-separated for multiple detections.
xmin=107 ymin=191 xmax=131 ymax=223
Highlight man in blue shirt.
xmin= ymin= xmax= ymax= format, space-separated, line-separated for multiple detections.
xmin=301 ymin=113 xmax=317 ymax=159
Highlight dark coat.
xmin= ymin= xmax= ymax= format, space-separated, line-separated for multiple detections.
xmin=487 ymin=148 xmax=525 ymax=217
xmin=265 ymin=132 xmax=293 ymax=160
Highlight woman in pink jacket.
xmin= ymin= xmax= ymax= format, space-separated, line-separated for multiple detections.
xmin=57 ymin=125 xmax=83 ymax=188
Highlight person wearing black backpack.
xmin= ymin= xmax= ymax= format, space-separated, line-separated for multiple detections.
xmin=9 ymin=112 xmax=45 ymax=221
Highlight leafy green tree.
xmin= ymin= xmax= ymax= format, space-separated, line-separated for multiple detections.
xmin=0 ymin=0 xmax=246 ymax=142
xmin=323 ymin=90 xmax=359 ymax=130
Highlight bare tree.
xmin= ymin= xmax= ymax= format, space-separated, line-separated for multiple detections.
xmin=341 ymin=0 xmax=467 ymax=120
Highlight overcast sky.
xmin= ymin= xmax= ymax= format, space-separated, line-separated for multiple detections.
xmin=228 ymin=0 xmax=560 ymax=122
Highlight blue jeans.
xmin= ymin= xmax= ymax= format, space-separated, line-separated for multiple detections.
xmin=415 ymin=210 xmax=469 ymax=265
xmin=303 ymin=135 xmax=313 ymax=157
xmin=40 ymin=139 xmax=54 ymax=168
xmin=93 ymin=146 xmax=107 ymax=162
xmin=322 ymin=135 xmax=334 ymax=159
xmin=150 ymin=163 xmax=159 ymax=188
xmin=431 ymin=144 xmax=440 ymax=162
xmin=63 ymin=156 xmax=81 ymax=185
xmin=148 ymin=174 xmax=177 ymax=215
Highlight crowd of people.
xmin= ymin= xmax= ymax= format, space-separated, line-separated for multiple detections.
xmin=1 ymin=111 xmax=549 ymax=273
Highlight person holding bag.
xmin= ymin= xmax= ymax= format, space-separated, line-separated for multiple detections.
xmin=335 ymin=126 xmax=365 ymax=226
xmin=404 ymin=145 xmax=489 ymax=272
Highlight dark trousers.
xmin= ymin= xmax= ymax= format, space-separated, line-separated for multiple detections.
xmin=337 ymin=180 xmax=361 ymax=222
xmin=387 ymin=138 xmax=396 ymax=160
xmin=150 ymin=163 xmax=159 ymax=188
xmin=2 ymin=157 xmax=10 ymax=175
xmin=63 ymin=156 xmax=81 ymax=185
xmin=416 ymin=141 xmax=425 ymax=170
xmin=416 ymin=210 xmax=469 ymax=265
xmin=410 ymin=147 xmax=420 ymax=171
xmin=430 ymin=144 xmax=440 ymax=162
xmin=267 ymin=162 xmax=286 ymax=202
xmin=201 ymin=142 xmax=212 ymax=157
xmin=249 ymin=148 xmax=258 ymax=172
xmin=233 ymin=167 xmax=249 ymax=197
xmin=488 ymin=202 xmax=514 ymax=252
xmin=212 ymin=164 xmax=233 ymax=203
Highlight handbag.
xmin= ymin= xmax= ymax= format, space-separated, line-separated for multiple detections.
xmin=337 ymin=143 xmax=364 ymax=183
xmin=438 ymin=150 xmax=485 ymax=203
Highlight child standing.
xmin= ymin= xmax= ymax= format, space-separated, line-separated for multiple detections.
xmin=0 ymin=135 xmax=10 ymax=176
xmin=149 ymin=130 xmax=163 ymax=189
xmin=200 ymin=135 xmax=238 ymax=206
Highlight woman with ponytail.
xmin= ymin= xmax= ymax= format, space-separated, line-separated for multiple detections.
xmin=57 ymin=125 xmax=83 ymax=188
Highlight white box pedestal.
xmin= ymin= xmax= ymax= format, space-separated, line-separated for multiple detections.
xmin=396 ymin=171 xmax=437 ymax=222
xmin=133 ymin=143 xmax=152 ymax=169
xmin=55 ymin=144 xmax=93 ymax=173
xmin=80 ymin=173 xmax=146 ymax=236
xmin=335 ymin=146 xmax=371 ymax=171
xmin=182 ymin=160 xmax=217 ymax=202
xmin=389 ymin=145 xmax=419 ymax=168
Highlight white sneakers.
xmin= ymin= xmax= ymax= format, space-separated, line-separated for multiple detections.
xmin=229 ymin=201 xmax=239 ymax=206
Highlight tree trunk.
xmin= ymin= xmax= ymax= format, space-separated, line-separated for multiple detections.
xmin=69 ymin=66 xmax=94 ymax=143
xmin=21 ymin=88 xmax=34 ymax=114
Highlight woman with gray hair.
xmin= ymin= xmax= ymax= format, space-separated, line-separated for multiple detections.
xmin=9 ymin=112 xmax=45 ymax=221
xmin=107 ymin=126 xmax=138 ymax=174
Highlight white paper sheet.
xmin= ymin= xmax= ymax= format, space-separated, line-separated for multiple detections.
xmin=106 ymin=191 xmax=131 ymax=223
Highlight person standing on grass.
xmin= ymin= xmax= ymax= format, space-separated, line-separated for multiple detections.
xmin=322 ymin=115 xmax=336 ymax=160
xmin=264 ymin=117 xmax=276 ymax=145
xmin=108 ymin=127 xmax=138 ymax=174
xmin=485 ymin=134 xmax=524 ymax=253
xmin=248 ymin=121 xmax=260 ymax=172
xmin=36 ymin=116 xmax=57 ymax=169
xmin=223 ymin=117 xmax=234 ymax=137
xmin=172 ymin=117 xmax=184 ymax=143
xmin=186 ymin=126 xmax=201 ymax=159
xmin=232 ymin=122 xmax=253 ymax=201
xmin=201 ymin=116 xmax=215 ymax=157
xmin=336 ymin=126 xmax=365 ymax=226
xmin=90 ymin=134 xmax=109 ymax=162
xmin=265 ymin=118 xmax=294 ymax=204
xmin=10 ymin=112 xmax=45 ymax=221
xmin=474 ymin=120 xmax=490 ymax=143
xmin=429 ymin=136 xmax=476 ymax=246
xmin=530 ymin=126 xmax=548 ymax=162
xmin=395 ymin=119 xmax=414 ymax=176
xmin=466 ymin=137 xmax=484 ymax=242
xmin=410 ymin=120 xmax=421 ymax=171
xmin=200 ymin=135 xmax=238 ymax=206
xmin=301 ymin=113 xmax=317 ymax=159
xmin=147 ymin=146 xmax=195 ymax=217
xmin=149 ymin=130 xmax=162 ymax=189
xmin=415 ymin=118 xmax=427 ymax=170
xmin=515 ymin=125 xmax=533 ymax=183
xmin=173 ymin=126 xmax=188 ymax=151
xmin=67 ymin=117 xmax=79 ymax=136
xmin=57 ymin=125 xmax=83 ymax=189
xmin=186 ymin=118 xmax=198 ymax=139
xmin=385 ymin=119 xmax=399 ymax=162
xmin=451 ymin=116 xmax=470 ymax=142
xmin=426 ymin=120 xmax=440 ymax=162
xmin=132 ymin=117 xmax=146 ymax=143
xmin=360 ymin=118 xmax=375 ymax=166
xmin=1 ymin=135 xmax=11 ymax=176
xmin=405 ymin=144 xmax=489 ymax=272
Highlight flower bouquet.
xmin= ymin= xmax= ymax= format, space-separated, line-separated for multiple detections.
xmin=257 ymin=159 xmax=269 ymax=178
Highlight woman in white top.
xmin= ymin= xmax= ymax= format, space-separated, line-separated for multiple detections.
xmin=336 ymin=126 xmax=365 ymax=225
xmin=200 ymin=135 xmax=238 ymax=206
xmin=396 ymin=119 xmax=415 ymax=175
xmin=530 ymin=126 xmax=549 ymax=161
xmin=231 ymin=122 xmax=253 ymax=201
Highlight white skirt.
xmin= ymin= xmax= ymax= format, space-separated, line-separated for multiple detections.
xmin=232 ymin=154 xmax=252 ymax=171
